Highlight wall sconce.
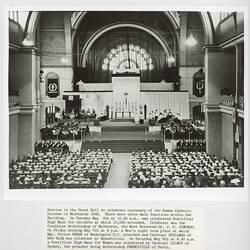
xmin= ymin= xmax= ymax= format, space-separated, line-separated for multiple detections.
xmin=186 ymin=33 xmax=197 ymax=47
xmin=22 ymin=33 xmax=34 ymax=46
xmin=167 ymin=55 xmax=176 ymax=63
xmin=60 ymin=57 xmax=68 ymax=64
xmin=39 ymin=70 xmax=44 ymax=83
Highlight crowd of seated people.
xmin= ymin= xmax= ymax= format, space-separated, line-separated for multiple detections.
xmin=147 ymin=109 xmax=205 ymax=140
xmin=128 ymin=151 xmax=243 ymax=188
xmin=35 ymin=141 xmax=69 ymax=153
xmin=62 ymin=109 xmax=97 ymax=120
xmin=62 ymin=108 xmax=108 ymax=121
xmin=148 ymin=109 xmax=173 ymax=123
xmin=176 ymin=140 xmax=206 ymax=152
xmin=76 ymin=108 xmax=97 ymax=119
xmin=9 ymin=149 xmax=112 ymax=189
xmin=40 ymin=121 xmax=88 ymax=140
xmin=192 ymin=119 xmax=205 ymax=127
xmin=163 ymin=122 xmax=205 ymax=140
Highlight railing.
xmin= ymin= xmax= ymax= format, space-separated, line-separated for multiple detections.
xmin=238 ymin=96 xmax=244 ymax=110
xmin=220 ymin=94 xmax=244 ymax=110
xmin=220 ymin=94 xmax=235 ymax=107
xmin=9 ymin=90 xmax=19 ymax=108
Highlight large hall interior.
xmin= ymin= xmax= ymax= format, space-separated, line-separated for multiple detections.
xmin=8 ymin=10 xmax=245 ymax=189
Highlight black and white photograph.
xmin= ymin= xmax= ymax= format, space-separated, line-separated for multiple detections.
xmin=8 ymin=9 xmax=245 ymax=189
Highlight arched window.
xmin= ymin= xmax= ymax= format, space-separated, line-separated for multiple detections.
xmin=46 ymin=72 xmax=60 ymax=97
xmin=102 ymin=44 xmax=154 ymax=73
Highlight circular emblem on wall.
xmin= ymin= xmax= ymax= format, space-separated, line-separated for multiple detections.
xmin=47 ymin=79 xmax=59 ymax=98
xmin=48 ymin=82 xmax=58 ymax=92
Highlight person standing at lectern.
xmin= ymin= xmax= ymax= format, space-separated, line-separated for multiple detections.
xmin=76 ymin=80 xmax=84 ymax=91
xmin=174 ymin=76 xmax=182 ymax=91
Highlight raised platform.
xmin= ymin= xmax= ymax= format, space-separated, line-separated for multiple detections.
xmin=101 ymin=120 xmax=148 ymax=132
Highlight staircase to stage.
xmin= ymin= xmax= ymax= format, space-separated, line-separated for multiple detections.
xmin=101 ymin=120 xmax=148 ymax=132
xmin=81 ymin=140 xmax=165 ymax=153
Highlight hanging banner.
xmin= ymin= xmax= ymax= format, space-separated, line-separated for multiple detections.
xmin=68 ymin=95 xmax=73 ymax=101
xmin=47 ymin=79 xmax=59 ymax=98
xmin=193 ymin=69 xmax=205 ymax=97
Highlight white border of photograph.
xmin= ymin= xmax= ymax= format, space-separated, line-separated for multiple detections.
xmin=3 ymin=4 xmax=249 ymax=201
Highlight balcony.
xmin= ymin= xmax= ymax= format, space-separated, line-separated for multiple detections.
xmin=238 ymin=96 xmax=244 ymax=110
xmin=9 ymin=90 xmax=19 ymax=108
xmin=220 ymin=94 xmax=244 ymax=110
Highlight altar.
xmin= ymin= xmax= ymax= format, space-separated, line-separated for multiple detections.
xmin=64 ymin=74 xmax=190 ymax=121
xmin=115 ymin=111 xmax=134 ymax=118
xmin=112 ymin=75 xmax=140 ymax=119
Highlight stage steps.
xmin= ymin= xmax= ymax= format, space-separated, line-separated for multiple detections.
xmin=81 ymin=140 xmax=165 ymax=153
xmin=102 ymin=125 xmax=147 ymax=132
xmin=110 ymin=118 xmax=134 ymax=122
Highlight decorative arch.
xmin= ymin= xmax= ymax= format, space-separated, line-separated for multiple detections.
xmin=80 ymin=23 xmax=172 ymax=68
xmin=72 ymin=11 xmax=88 ymax=31
xmin=200 ymin=12 xmax=215 ymax=44
xmin=23 ymin=11 xmax=41 ymax=46
xmin=24 ymin=11 xmax=215 ymax=49
xmin=71 ymin=11 xmax=180 ymax=41
xmin=164 ymin=11 xmax=180 ymax=31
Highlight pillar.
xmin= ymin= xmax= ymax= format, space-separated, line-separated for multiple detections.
xmin=204 ymin=46 xmax=236 ymax=157
xmin=10 ymin=47 xmax=40 ymax=157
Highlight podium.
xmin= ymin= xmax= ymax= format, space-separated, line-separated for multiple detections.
xmin=149 ymin=119 xmax=155 ymax=126
xmin=94 ymin=119 xmax=100 ymax=126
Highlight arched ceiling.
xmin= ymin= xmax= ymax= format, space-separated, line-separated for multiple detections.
xmin=18 ymin=10 xmax=218 ymax=46
xmin=71 ymin=11 xmax=180 ymax=35
xmin=72 ymin=11 xmax=179 ymax=67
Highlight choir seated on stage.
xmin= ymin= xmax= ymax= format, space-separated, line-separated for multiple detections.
xmin=148 ymin=108 xmax=173 ymax=122
xmin=62 ymin=108 xmax=108 ymax=121
xmin=40 ymin=121 xmax=89 ymax=140
xmin=176 ymin=140 xmax=206 ymax=152
xmin=128 ymin=151 xmax=243 ymax=188
xmin=148 ymin=110 xmax=205 ymax=140
xmin=62 ymin=108 xmax=97 ymax=119
xmin=162 ymin=116 xmax=205 ymax=140
xmin=35 ymin=141 xmax=69 ymax=153
xmin=9 ymin=149 xmax=112 ymax=189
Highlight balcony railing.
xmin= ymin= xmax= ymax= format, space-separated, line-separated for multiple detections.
xmin=221 ymin=94 xmax=235 ymax=107
xmin=9 ymin=90 xmax=19 ymax=108
xmin=238 ymin=96 xmax=244 ymax=110
xmin=220 ymin=94 xmax=244 ymax=110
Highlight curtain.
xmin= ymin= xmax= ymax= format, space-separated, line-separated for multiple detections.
xmin=140 ymin=92 xmax=190 ymax=119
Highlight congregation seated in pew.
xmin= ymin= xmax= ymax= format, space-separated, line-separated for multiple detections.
xmin=163 ymin=122 xmax=205 ymax=140
xmin=9 ymin=149 xmax=113 ymax=189
xmin=128 ymin=150 xmax=243 ymax=188
xmin=35 ymin=141 xmax=69 ymax=153
xmin=62 ymin=108 xmax=97 ymax=120
xmin=176 ymin=140 xmax=206 ymax=152
xmin=149 ymin=108 xmax=173 ymax=123
xmin=40 ymin=121 xmax=88 ymax=140
xmin=75 ymin=108 xmax=97 ymax=119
